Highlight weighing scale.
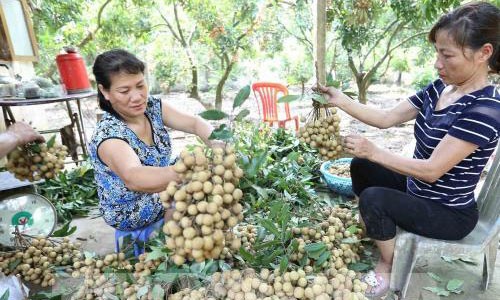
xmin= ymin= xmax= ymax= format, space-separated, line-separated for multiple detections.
xmin=0 ymin=193 xmax=57 ymax=247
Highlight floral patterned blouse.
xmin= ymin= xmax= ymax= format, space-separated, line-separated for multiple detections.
xmin=89 ymin=96 xmax=172 ymax=231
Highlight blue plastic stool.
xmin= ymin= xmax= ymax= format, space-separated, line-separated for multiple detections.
xmin=114 ymin=218 xmax=164 ymax=257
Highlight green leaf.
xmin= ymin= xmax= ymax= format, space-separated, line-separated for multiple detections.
xmin=30 ymin=290 xmax=65 ymax=300
xmin=279 ymin=256 xmax=289 ymax=273
xmin=251 ymin=184 xmax=270 ymax=200
xmin=253 ymin=240 xmax=282 ymax=251
xmin=1 ymin=289 xmax=9 ymax=300
xmin=8 ymin=258 xmax=21 ymax=270
xmin=348 ymin=262 xmax=371 ymax=272
xmin=446 ymin=279 xmax=464 ymax=291
xmin=152 ymin=272 xmax=179 ymax=283
xmin=199 ymin=109 xmax=228 ymax=120
xmin=218 ymin=260 xmax=231 ymax=271
xmin=346 ymin=225 xmax=359 ymax=234
xmin=315 ymin=251 xmax=330 ymax=267
xmin=239 ymin=247 xmax=255 ymax=263
xmin=136 ymin=285 xmax=149 ymax=298
xmin=277 ymin=95 xmax=301 ymax=103
xmin=46 ymin=135 xmax=56 ymax=148
xmin=310 ymin=93 xmax=328 ymax=104
xmin=30 ymin=143 xmax=41 ymax=153
xmin=152 ymin=284 xmax=164 ymax=299
xmin=201 ymin=260 xmax=218 ymax=275
xmin=427 ymin=272 xmax=443 ymax=282
xmin=84 ymin=251 xmax=96 ymax=259
xmin=208 ymin=124 xmax=233 ymax=141
xmin=51 ymin=221 xmax=77 ymax=237
xmin=234 ymin=109 xmax=250 ymax=122
xmin=233 ymin=85 xmax=251 ymax=108
xmin=147 ymin=248 xmax=167 ymax=261
xmin=344 ymin=91 xmax=357 ymax=99
xmin=260 ymin=219 xmax=280 ymax=237
xmin=326 ymin=73 xmax=338 ymax=87
xmin=245 ymin=150 xmax=268 ymax=177
xmin=423 ymin=286 xmax=450 ymax=296
xmin=303 ymin=242 xmax=326 ymax=253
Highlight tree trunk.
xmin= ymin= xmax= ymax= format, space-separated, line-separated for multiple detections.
xmin=215 ymin=61 xmax=234 ymax=110
xmin=188 ymin=62 xmax=200 ymax=99
xmin=358 ymin=82 xmax=368 ymax=104
xmin=354 ymin=73 xmax=368 ymax=104
xmin=397 ymin=71 xmax=402 ymax=86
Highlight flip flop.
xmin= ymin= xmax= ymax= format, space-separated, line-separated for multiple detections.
xmin=362 ymin=270 xmax=390 ymax=299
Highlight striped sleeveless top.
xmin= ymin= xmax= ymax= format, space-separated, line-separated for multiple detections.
xmin=407 ymin=79 xmax=499 ymax=208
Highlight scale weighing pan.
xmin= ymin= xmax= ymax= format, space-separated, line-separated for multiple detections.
xmin=0 ymin=193 xmax=57 ymax=246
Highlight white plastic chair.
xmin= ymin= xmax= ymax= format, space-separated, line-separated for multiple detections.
xmin=390 ymin=152 xmax=500 ymax=298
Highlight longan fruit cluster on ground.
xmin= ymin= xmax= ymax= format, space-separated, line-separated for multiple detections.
xmin=0 ymin=237 xmax=82 ymax=287
xmin=298 ymin=109 xmax=343 ymax=161
xmin=70 ymin=252 xmax=164 ymax=300
xmin=170 ymin=267 xmax=369 ymax=300
xmin=328 ymin=163 xmax=351 ymax=178
xmin=160 ymin=144 xmax=245 ymax=265
xmin=291 ymin=207 xmax=363 ymax=270
xmin=6 ymin=139 xmax=67 ymax=181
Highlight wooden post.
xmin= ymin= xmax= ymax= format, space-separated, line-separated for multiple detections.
xmin=313 ymin=0 xmax=326 ymax=86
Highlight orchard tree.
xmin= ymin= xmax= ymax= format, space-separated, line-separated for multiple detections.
xmin=30 ymin=0 xmax=154 ymax=80
xmin=155 ymin=0 xmax=201 ymax=99
xmin=29 ymin=0 xmax=87 ymax=79
xmin=181 ymin=0 xmax=265 ymax=110
xmin=391 ymin=56 xmax=409 ymax=86
xmin=329 ymin=0 xmax=460 ymax=103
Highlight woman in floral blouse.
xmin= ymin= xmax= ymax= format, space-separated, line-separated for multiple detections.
xmin=89 ymin=49 xmax=215 ymax=231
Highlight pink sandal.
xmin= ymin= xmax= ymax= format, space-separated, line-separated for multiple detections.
xmin=362 ymin=271 xmax=390 ymax=299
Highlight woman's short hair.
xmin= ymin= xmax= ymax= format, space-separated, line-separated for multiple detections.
xmin=92 ymin=49 xmax=146 ymax=117
xmin=428 ymin=1 xmax=500 ymax=74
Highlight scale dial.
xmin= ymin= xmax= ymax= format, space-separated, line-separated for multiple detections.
xmin=0 ymin=193 xmax=57 ymax=246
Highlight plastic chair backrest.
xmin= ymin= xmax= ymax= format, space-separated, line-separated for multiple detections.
xmin=476 ymin=152 xmax=500 ymax=227
xmin=251 ymin=82 xmax=291 ymax=122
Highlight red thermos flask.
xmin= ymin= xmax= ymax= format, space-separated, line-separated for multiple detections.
xmin=56 ymin=47 xmax=92 ymax=94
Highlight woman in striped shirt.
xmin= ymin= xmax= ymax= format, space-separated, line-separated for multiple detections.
xmin=319 ymin=2 xmax=499 ymax=297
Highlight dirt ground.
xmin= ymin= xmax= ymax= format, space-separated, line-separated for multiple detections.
xmin=4 ymin=84 xmax=499 ymax=299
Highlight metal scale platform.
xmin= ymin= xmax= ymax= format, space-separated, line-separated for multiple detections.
xmin=0 ymin=171 xmax=57 ymax=247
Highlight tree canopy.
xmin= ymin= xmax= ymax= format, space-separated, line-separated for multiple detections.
xmin=28 ymin=0 xmax=492 ymax=107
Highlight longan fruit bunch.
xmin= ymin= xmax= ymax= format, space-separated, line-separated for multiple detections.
xmin=160 ymin=144 xmax=245 ymax=265
xmin=0 ymin=237 xmax=82 ymax=287
xmin=70 ymin=252 xmax=142 ymax=300
xmin=6 ymin=136 xmax=67 ymax=181
xmin=70 ymin=251 xmax=166 ymax=300
xmin=297 ymin=108 xmax=343 ymax=161
xmin=235 ymin=224 xmax=257 ymax=253
xmin=289 ymin=207 xmax=363 ymax=271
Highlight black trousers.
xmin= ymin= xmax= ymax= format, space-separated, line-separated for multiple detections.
xmin=351 ymin=158 xmax=478 ymax=241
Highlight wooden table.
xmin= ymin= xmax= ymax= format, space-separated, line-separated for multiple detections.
xmin=0 ymin=91 xmax=96 ymax=161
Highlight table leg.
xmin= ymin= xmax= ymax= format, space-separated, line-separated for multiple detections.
xmin=2 ymin=106 xmax=15 ymax=126
xmin=76 ymin=99 xmax=88 ymax=156
xmin=64 ymin=100 xmax=87 ymax=162
xmin=73 ymin=112 xmax=87 ymax=157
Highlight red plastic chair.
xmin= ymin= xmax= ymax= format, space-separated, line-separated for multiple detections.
xmin=251 ymin=82 xmax=299 ymax=131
